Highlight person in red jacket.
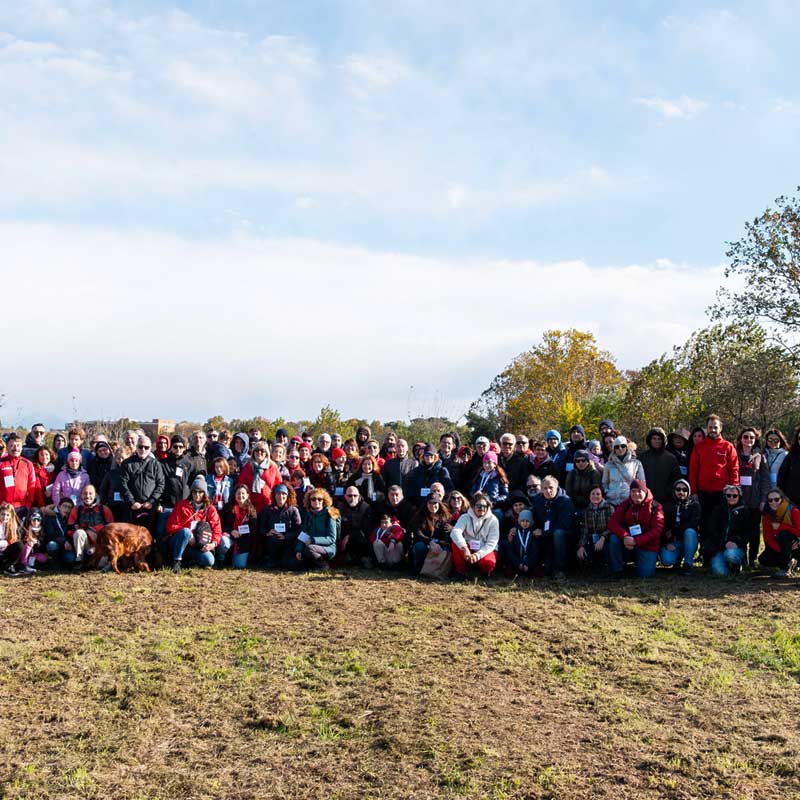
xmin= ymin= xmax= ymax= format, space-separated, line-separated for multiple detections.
xmin=0 ymin=434 xmax=37 ymax=515
xmin=64 ymin=484 xmax=114 ymax=568
xmin=760 ymin=488 xmax=800 ymax=577
xmin=689 ymin=414 xmax=739 ymax=547
xmin=166 ymin=476 xmax=222 ymax=572
xmin=236 ymin=441 xmax=282 ymax=514
xmin=607 ymin=479 xmax=663 ymax=577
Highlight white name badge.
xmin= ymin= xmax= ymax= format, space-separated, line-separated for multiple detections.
xmin=544 ymin=520 xmax=550 ymax=532
xmin=113 ymin=492 xmax=122 ymax=502
xmin=468 ymin=539 xmax=481 ymax=551
xmin=335 ymin=487 xmax=344 ymax=496
xmin=420 ymin=487 xmax=431 ymax=497
xmin=175 ymin=467 xmax=184 ymax=477
xmin=740 ymin=476 xmax=752 ymax=486
xmin=629 ymin=524 xmax=643 ymax=537
xmin=298 ymin=532 xmax=310 ymax=544
xmin=274 ymin=523 xmax=286 ymax=533
xmin=565 ymin=462 xmax=574 ymax=472
xmin=3 ymin=475 xmax=14 ymax=488
xmin=190 ymin=521 xmax=198 ymax=531
xmin=238 ymin=523 xmax=250 ymax=535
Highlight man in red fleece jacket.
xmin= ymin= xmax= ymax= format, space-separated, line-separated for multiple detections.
xmin=689 ymin=414 xmax=739 ymax=547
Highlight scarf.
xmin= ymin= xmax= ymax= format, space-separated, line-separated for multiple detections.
xmin=249 ymin=457 xmax=269 ymax=494
xmin=769 ymin=498 xmax=793 ymax=526
xmin=66 ymin=466 xmax=81 ymax=478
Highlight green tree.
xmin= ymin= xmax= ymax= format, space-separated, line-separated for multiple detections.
xmin=711 ymin=188 xmax=800 ymax=363
xmin=306 ymin=405 xmax=345 ymax=438
xmin=469 ymin=329 xmax=625 ymax=436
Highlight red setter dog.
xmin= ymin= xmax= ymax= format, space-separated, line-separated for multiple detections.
xmin=91 ymin=523 xmax=153 ymax=574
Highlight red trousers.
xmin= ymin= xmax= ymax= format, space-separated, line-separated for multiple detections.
xmin=451 ymin=543 xmax=496 ymax=576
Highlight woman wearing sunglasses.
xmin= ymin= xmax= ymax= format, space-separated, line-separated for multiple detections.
xmin=660 ymin=478 xmax=701 ymax=573
xmin=450 ymin=491 xmax=500 ymax=579
xmin=704 ymin=485 xmax=749 ymax=576
xmin=759 ymin=489 xmax=800 ymax=577
xmin=602 ymin=435 xmax=645 ymax=508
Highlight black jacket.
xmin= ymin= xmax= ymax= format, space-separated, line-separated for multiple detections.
xmin=704 ymin=502 xmax=750 ymax=554
xmin=119 ymin=453 xmax=165 ymax=505
xmin=336 ymin=499 xmax=373 ymax=542
xmin=499 ymin=453 xmax=531 ymax=493
xmin=160 ymin=455 xmax=194 ymax=507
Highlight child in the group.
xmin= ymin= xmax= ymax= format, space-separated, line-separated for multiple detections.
xmin=0 ymin=503 xmax=30 ymax=576
xmin=44 ymin=498 xmax=74 ymax=564
xmin=508 ymin=509 xmax=538 ymax=576
xmin=371 ymin=513 xmax=405 ymax=568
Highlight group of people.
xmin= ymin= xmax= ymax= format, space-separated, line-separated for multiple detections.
xmin=1 ymin=415 xmax=799 ymax=580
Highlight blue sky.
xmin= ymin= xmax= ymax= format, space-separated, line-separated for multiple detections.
xmin=2 ymin=1 xmax=797 ymax=427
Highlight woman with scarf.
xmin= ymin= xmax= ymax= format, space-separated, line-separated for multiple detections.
xmin=736 ymin=427 xmax=771 ymax=567
xmin=166 ymin=476 xmax=222 ymax=571
xmin=51 ymin=451 xmax=91 ymax=507
xmin=206 ymin=457 xmax=234 ymax=513
xmin=32 ymin=445 xmax=57 ymax=508
xmin=764 ymin=429 xmax=789 ymax=489
xmin=308 ymin=453 xmax=336 ymax=496
xmin=217 ymin=484 xmax=259 ymax=569
xmin=348 ymin=455 xmax=386 ymax=505
xmin=470 ymin=451 xmax=508 ymax=519
xmin=450 ymin=490 xmax=500 ymax=578
xmin=236 ymin=441 xmax=282 ymax=514
xmin=704 ymin=484 xmax=750 ymax=576
xmin=760 ymin=488 xmax=800 ymax=577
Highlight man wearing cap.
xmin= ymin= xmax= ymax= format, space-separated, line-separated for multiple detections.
xmin=406 ymin=444 xmax=453 ymax=506
xmin=119 ymin=435 xmax=165 ymax=531
xmin=562 ymin=425 xmax=588 ymax=478
xmin=607 ymin=478 xmax=663 ymax=578
xmin=156 ymin=435 xmax=194 ymax=549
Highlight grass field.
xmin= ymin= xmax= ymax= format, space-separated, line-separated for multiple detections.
xmin=1 ymin=569 xmax=800 ymax=799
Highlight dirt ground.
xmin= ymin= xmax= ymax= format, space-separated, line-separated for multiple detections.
xmin=1 ymin=568 xmax=799 ymax=799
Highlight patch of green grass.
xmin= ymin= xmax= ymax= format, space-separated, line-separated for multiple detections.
xmin=41 ymin=589 xmax=64 ymax=600
xmin=732 ymin=627 xmax=800 ymax=676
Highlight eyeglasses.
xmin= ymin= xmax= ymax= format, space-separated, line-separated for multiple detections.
xmin=288 ymin=454 xmax=299 ymax=459
xmin=32 ymin=430 xmax=45 ymax=436
xmin=614 ymin=445 xmax=627 ymax=450
xmin=172 ymin=444 xmax=185 ymax=449
xmin=741 ymin=434 xmax=755 ymax=440
xmin=675 ymin=488 xmax=688 ymax=493
xmin=309 ymin=497 xmax=324 ymax=503
xmin=575 ymin=459 xmax=587 ymax=464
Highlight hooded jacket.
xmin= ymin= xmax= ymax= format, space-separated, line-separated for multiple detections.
xmin=230 ymin=433 xmax=250 ymax=470
xmin=160 ymin=453 xmax=194 ymax=508
xmin=531 ymin=489 xmax=575 ymax=533
xmin=663 ymin=478 xmax=701 ymax=542
xmin=545 ymin=430 xmax=567 ymax=477
xmin=736 ymin=447 xmax=770 ymax=509
xmin=639 ymin=427 xmax=682 ymax=506
xmin=601 ymin=451 xmax=645 ymax=506
xmin=666 ymin=428 xmax=691 ymax=477
xmin=608 ymin=488 xmax=664 ymax=552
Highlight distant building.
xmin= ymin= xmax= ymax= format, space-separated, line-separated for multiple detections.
xmin=63 ymin=418 xmax=176 ymax=437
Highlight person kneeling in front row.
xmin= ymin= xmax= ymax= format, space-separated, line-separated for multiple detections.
xmin=450 ymin=491 xmax=499 ymax=579
xmin=607 ymin=479 xmax=663 ymax=578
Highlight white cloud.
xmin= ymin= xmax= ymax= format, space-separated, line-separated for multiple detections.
xmin=636 ymin=94 xmax=708 ymax=120
xmin=0 ymin=221 xmax=723 ymax=427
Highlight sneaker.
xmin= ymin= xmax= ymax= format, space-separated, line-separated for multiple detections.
xmin=553 ymin=570 xmax=566 ymax=580
xmin=4 ymin=565 xmax=20 ymax=578
xmin=359 ymin=557 xmax=373 ymax=569
xmin=18 ymin=565 xmax=37 ymax=576
xmin=172 ymin=560 xmax=182 ymax=574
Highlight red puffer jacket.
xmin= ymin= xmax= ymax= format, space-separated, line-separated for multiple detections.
xmin=166 ymin=501 xmax=222 ymax=545
xmin=761 ymin=504 xmax=800 ymax=553
xmin=0 ymin=456 xmax=37 ymax=509
xmin=608 ymin=490 xmax=664 ymax=552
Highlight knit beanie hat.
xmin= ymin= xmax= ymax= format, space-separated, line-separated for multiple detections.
xmin=518 ymin=509 xmax=534 ymax=524
xmin=330 ymin=448 xmax=346 ymax=461
xmin=483 ymin=450 xmax=499 ymax=465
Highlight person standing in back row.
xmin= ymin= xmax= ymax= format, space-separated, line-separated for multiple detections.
xmin=689 ymin=414 xmax=739 ymax=549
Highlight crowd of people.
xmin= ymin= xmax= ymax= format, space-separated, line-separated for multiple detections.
xmin=1 ymin=415 xmax=799 ymax=580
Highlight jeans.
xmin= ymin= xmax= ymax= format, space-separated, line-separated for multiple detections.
xmin=170 ymin=528 xmax=215 ymax=567
xmin=607 ymin=535 xmax=658 ymax=577
xmin=543 ymin=528 xmax=567 ymax=573
xmin=710 ymin=546 xmax=745 ymax=576
xmin=412 ymin=541 xmax=430 ymax=575
xmin=660 ymin=528 xmax=698 ymax=568
xmin=216 ymin=534 xmax=232 ymax=566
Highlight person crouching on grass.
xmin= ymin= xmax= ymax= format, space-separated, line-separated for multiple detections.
xmin=167 ymin=477 xmax=222 ymax=572
xmin=607 ymin=479 xmax=663 ymax=578
xmin=65 ymin=484 xmax=114 ymax=570
xmin=760 ymin=488 xmax=800 ymax=578
xmin=292 ymin=488 xmax=339 ymax=571
xmin=450 ymin=491 xmax=499 ymax=580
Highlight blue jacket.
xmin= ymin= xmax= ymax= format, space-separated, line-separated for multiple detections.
xmin=470 ymin=469 xmax=509 ymax=507
xmin=532 ymin=489 xmax=575 ymax=533
xmin=206 ymin=473 xmax=234 ymax=511
xmin=406 ymin=459 xmax=453 ymax=502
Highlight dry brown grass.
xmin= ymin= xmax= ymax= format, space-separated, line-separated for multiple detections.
xmin=1 ymin=569 xmax=800 ymax=799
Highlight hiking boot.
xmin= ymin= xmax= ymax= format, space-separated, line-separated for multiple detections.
xmin=553 ymin=570 xmax=566 ymax=581
xmin=172 ymin=560 xmax=182 ymax=574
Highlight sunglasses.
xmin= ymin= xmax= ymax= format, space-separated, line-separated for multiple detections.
xmin=725 ymin=493 xmax=740 ymax=498
xmin=474 ymin=504 xmax=488 ymax=510
xmin=675 ymin=487 xmax=689 ymax=493
xmin=614 ymin=445 xmax=627 ymax=449
xmin=137 ymin=445 xmax=150 ymax=450
xmin=768 ymin=497 xmax=782 ymax=503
